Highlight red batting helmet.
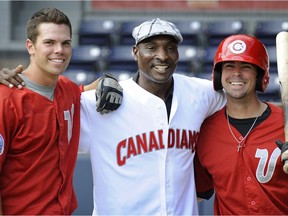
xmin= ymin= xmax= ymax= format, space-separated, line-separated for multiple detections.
xmin=212 ymin=34 xmax=269 ymax=92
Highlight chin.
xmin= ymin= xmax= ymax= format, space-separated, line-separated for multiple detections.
xmin=51 ymin=69 xmax=65 ymax=76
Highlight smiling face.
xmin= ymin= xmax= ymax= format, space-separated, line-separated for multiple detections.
xmin=133 ymin=35 xmax=179 ymax=85
xmin=221 ymin=61 xmax=258 ymax=100
xmin=26 ymin=22 xmax=72 ymax=85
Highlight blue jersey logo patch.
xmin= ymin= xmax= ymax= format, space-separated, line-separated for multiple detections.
xmin=0 ymin=134 xmax=4 ymax=155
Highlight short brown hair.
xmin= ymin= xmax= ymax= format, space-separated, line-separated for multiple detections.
xmin=26 ymin=8 xmax=72 ymax=43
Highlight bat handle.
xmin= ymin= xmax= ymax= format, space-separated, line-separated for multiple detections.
xmin=284 ymin=160 xmax=288 ymax=174
xmin=282 ymin=150 xmax=288 ymax=174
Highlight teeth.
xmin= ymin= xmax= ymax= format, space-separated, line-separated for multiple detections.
xmin=231 ymin=81 xmax=244 ymax=85
xmin=51 ymin=59 xmax=64 ymax=63
xmin=154 ymin=66 xmax=168 ymax=70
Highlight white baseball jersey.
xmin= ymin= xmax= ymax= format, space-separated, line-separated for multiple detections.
xmin=79 ymin=73 xmax=226 ymax=215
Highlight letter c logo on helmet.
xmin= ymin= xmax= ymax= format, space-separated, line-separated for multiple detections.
xmin=229 ymin=40 xmax=246 ymax=54
xmin=212 ymin=34 xmax=270 ymax=92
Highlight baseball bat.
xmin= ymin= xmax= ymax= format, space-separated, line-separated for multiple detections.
xmin=276 ymin=31 xmax=288 ymax=174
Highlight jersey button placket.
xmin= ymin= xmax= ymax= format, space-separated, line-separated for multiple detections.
xmin=165 ymin=154 xmax=174 ymax=215
xmin=157 ymin=105 xmax=166 ymax=126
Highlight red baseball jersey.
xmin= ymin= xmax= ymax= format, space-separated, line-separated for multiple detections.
xmin=195 ymin=103 xmax=288 ymax=215
xmin=0 ymin=76 xmax=81 ymax=215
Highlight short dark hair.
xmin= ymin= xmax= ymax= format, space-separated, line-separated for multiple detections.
xmin=26 ymin=8 xmax=72 ymax=43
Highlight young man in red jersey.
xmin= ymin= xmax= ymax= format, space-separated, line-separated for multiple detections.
xmin=0 ymin=8 xmax=122 ymax=214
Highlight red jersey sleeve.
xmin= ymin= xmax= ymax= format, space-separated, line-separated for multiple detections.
xmin=194 ymin=153 xmax=214 ymax=199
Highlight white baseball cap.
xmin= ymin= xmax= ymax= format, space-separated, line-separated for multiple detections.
xmin=132 ymin=18 xmax=183 ymax=45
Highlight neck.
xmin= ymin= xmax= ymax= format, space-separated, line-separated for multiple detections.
xmin=226 ymin=100 xmax=266 ymax=119
xmin=137 ymin=71 xmax=172 ymax=100
xmin=22 ymin=67 xmax=58 ymax=87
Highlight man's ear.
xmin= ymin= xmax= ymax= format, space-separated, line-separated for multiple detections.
xmin=132 ymin=45 xmax=138 ymax=61
xmin=26 ymin=39 xmax=35 ymax=55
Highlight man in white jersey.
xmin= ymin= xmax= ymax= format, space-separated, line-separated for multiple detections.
xmin=80 ymin=18 xmax=226 ymax=215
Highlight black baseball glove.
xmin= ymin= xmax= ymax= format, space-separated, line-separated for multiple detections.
xmin=95 ymin=73 xmax=123 ymax=115
xmin=275 ymin=140 xmax=288 ymax=174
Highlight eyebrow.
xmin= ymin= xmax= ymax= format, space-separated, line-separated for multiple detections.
xmin=42 ymin=38 xmax=72 ymax=43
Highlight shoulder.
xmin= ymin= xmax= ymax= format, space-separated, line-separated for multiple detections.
xmin=202 ymin=107 xmax=225 ymax=126
xmin=0 ymin=87 xmax=33 ymax=114
xmin=57 ymin=75 xmax=81 ymax=94
xmin=267 ymin=102 xmax=283 ymax=113
xmin=267 ymin=102 xmax=284 ymax=117
xmin=173 ymin=73 xmax=212 ymax=85
xmin=0 ymin=85 xmax=13 ymax=96
xmin=173 ymin=73 xmax=226 ymax=103
xmin=119 ymin=78 xmax=134 ymax=88
xmin=119 ymin=78 xmax=147 ymax=98
xmin=81 ymin=89 xmax=95 ymax=100
xmin=173 ymin=73 xmax=222 ymax=94
xmin=0 ymin=85 xmax=28 ymax=99
xmin=58 ymin=75 xmax=77 ymax=86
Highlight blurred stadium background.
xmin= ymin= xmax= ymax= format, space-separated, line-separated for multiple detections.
xmin=1 ymin=1 xmax=287 ymax=214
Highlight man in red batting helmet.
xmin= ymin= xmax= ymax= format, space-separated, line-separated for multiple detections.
xmin=195 ymin=34 xmax=288 ymax=215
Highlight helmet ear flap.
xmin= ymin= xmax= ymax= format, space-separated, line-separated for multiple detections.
xmin=213 ymin=63 xmax=223 ymax=91
xmin=255 ymin=67 xmax=269 ymax=92
xmin=255 ymin=68 xmax=264 ymax=92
